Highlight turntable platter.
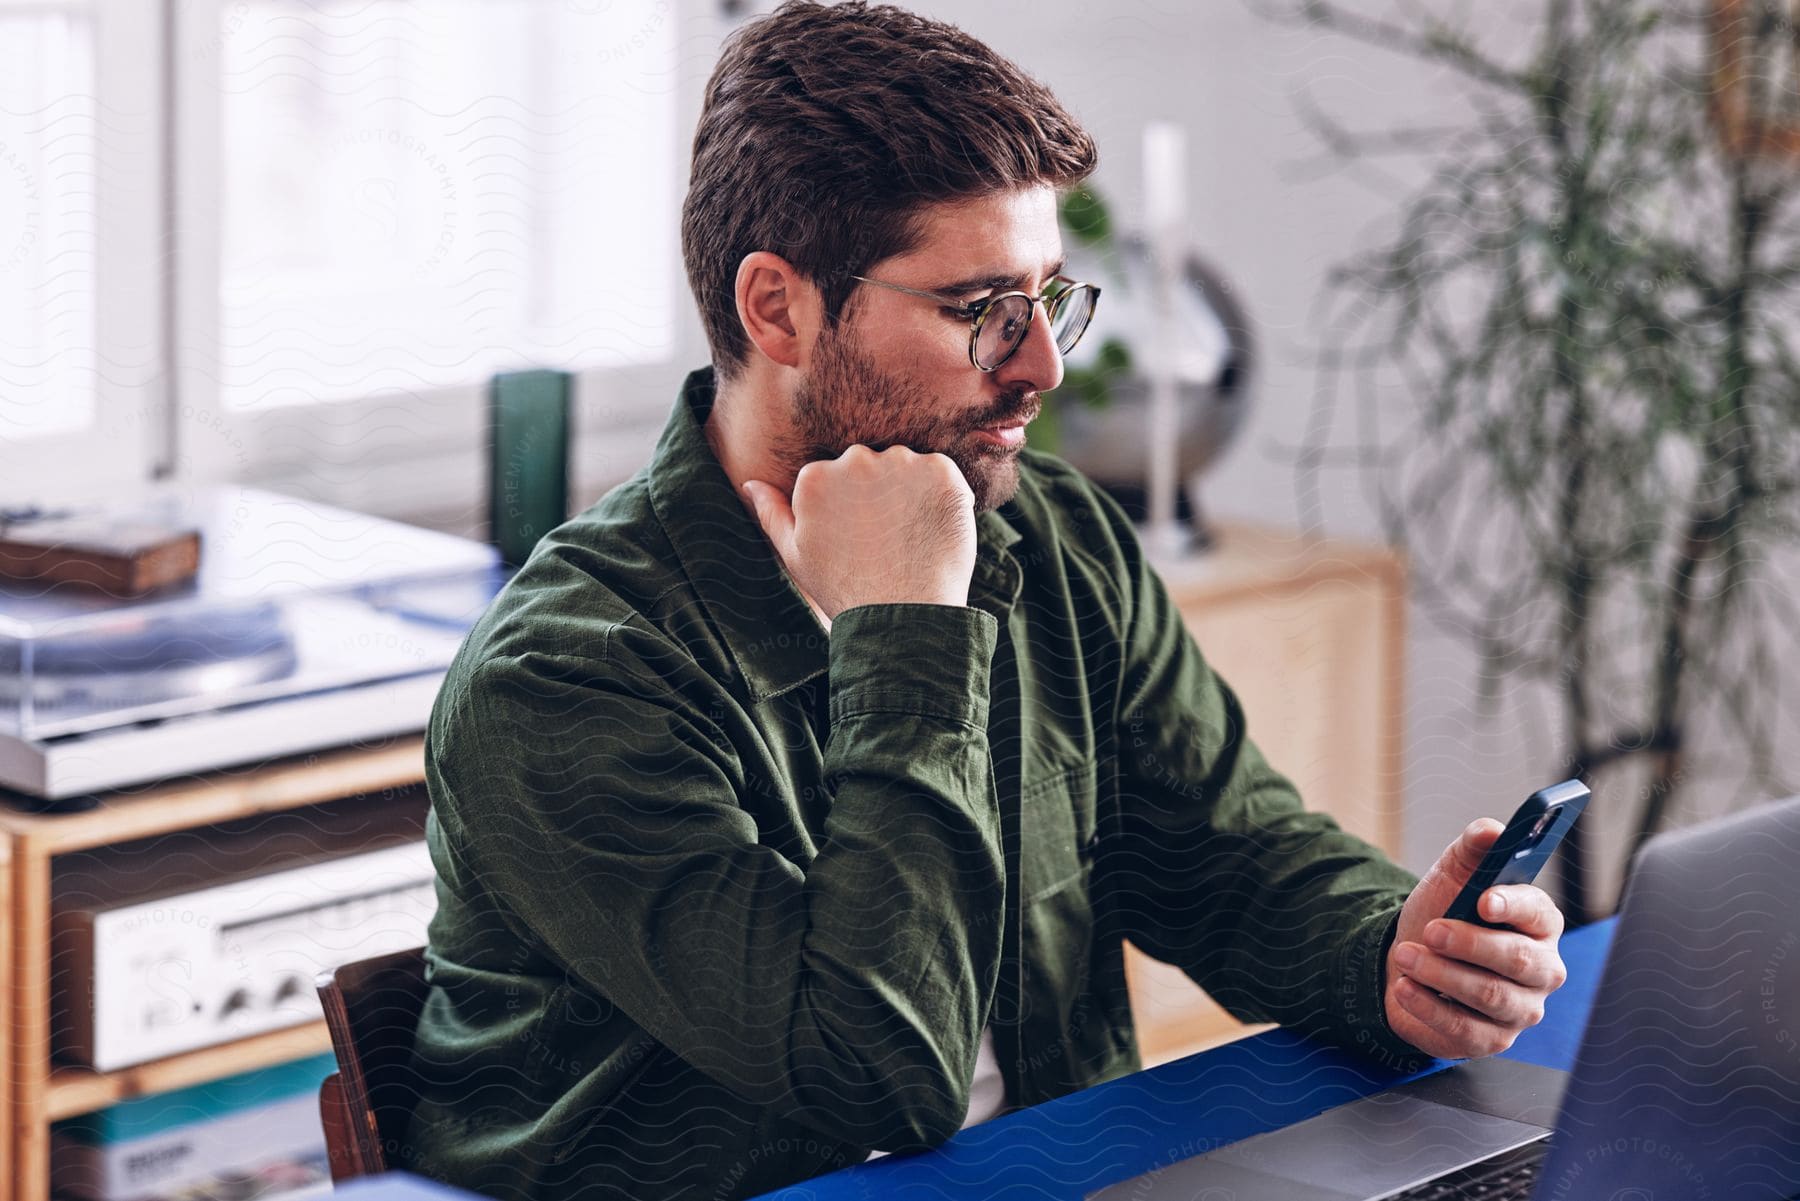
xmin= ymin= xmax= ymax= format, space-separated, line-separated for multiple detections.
xmin=0 ymin=603 xmax=298 ymax=714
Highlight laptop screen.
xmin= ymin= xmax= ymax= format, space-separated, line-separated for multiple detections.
xmin=1531 ymin=796 xmax=1800 ymax=1201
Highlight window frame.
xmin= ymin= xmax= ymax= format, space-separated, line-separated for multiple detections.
xmin=0 ymin=0 xmax=167 ymax=504
xmin=165 ymin=0 xmax=708 ymax=525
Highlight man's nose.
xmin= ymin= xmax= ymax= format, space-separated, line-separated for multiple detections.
xmin=993 ymin=298 xmax=1065 ymax=395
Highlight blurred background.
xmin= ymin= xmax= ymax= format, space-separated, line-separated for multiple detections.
xmin=6 ymin=0 xmax=1800 ymax=908
xmin=1 ymin=2 xmax=1798 ymax=1194
xmin=8 ymin=0 xmax=1800 ymax=914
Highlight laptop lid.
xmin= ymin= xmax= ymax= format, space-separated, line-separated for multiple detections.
xmin=1532 ymin=794 xmax=1800 ymax=1201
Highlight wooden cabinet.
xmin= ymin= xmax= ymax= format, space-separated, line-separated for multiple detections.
xmin=0 ymin=738 xmax=427 ymax=1201
xmin=1123 ymin=520 xmax=1408 ymax=1067
xmin=0 ymin=833 xmax=10 ymax=1194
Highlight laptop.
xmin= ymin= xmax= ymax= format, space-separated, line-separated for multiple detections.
xmin=1088 ymin=794 xmax=1800 ymax=1201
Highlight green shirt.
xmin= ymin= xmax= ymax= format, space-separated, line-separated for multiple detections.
xmin=401 ymin=365 xmax=1427 ymax=1200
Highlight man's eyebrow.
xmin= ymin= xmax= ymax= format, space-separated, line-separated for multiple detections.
xmin=929 ymin=255 xmax=1067 ymax=297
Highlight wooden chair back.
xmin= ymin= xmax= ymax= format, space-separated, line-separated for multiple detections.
xmin=316 ymin=945 xmax=430 ymax=1182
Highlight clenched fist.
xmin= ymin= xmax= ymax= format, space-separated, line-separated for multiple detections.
xmin=740 ymin=444 xmax=978 ymax=620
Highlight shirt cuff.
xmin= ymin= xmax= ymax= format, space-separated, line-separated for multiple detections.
xmin=827 ymin=602 xmax=1000 ymax=729
xmin=1337 ymin=898 xmax=1436 ymax=1073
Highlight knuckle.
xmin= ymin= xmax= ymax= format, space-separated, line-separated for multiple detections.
xmin=928 ymin=451 xmax=968 ymax=483
xmin=1479 ymin=979 xmax=1510 ymax=1016
xmin=1517 ymin=885 xmax=1552 ymax=920
xmin=1506 ymin=942 xmax=1535 ymax=981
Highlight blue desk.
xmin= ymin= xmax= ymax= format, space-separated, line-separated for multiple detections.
xmin=756 ymin=917 xmax=1616 ymax=1200
xmin=329 ymin=1173 xmax=493 ymax=1201
xmin=346 ymin=919 xmax=1615 ymax=1201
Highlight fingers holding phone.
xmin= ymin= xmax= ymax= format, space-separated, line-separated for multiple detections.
xmin=1383 ymin=782 xmax=1588 ymax=1060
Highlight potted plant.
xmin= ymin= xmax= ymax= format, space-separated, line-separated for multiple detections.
xmin=1276 ymin=0 xmax=1800 ymax=922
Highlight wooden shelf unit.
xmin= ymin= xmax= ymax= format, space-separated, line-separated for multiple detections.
xmin=0 ymin=832 xmax=11 ymax=1193
xmin=0 ymin=736 xmax=427 ymax=1201
xmin=44 ymin=1022 xmax=334 ymax=1124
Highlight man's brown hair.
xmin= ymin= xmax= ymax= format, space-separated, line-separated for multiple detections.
xmin=681 ymin=0 xmax=1099 ymax=383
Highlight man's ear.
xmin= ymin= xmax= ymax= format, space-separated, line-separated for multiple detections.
xmin=734 ymin=250 xmax=823 ymax=372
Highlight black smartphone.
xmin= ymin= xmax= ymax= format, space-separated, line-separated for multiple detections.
xmin=1443 ymin=779 xmax=1591 ymax=929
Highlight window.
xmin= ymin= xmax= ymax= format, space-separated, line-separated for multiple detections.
xmin=0 ymin=0 xmax=161 ymax=499
xmin=2 ymin=0 xmax=691 ymax=515
xmin=0 ymin=1 xmax=95 ymax=438
xmin=209 ymin=0 xmax=679 ymax=411
xmin=166 ymin=0 xmax=687 ymax=518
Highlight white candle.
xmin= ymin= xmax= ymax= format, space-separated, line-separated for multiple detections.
xmin=1143 ymin=121 xmax=1188 ymax=561
xmin=1144 ymin=122 xmax=1187 ymax=260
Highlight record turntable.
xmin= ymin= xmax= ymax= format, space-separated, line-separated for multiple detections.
xmin=0 ymin=487 xmax=503 ymax=806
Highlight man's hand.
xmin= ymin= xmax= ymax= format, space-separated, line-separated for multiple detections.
xmin=741 ymin=445 xmax=978 ymax=619
xmin=1384 ymin=818 xmax=1569 ymax=1060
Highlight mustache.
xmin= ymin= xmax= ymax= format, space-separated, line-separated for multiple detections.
xmin=973 ymin=395 xmax=1040 ymax=429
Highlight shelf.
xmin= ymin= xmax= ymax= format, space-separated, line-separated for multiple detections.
xmin=0 ymin=736 xmax=426 ymax=855
xmin=45 ymin=1021 xmax=333 ymax=1122
xmin=5 ymin=738 xmax=434 ymax=1201
xmin=1144 ymin=520 xmax=1405 ymax=609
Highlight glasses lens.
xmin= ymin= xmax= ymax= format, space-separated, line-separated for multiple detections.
xmin=974 ymin=294 xmax=1033 ymax=370
xmin=1049 ymin=284 xmax=1096 ymax=355
xmin=972 ymin=286 xmax=1097 ymax=369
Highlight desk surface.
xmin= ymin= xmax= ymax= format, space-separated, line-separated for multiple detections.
xmin=358 ymin=919 xmax=1616 ymax=1201
xmin=756 ymin=917 xmax=1616 ymax=1200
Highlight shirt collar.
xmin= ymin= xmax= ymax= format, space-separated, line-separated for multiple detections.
xmin=648 ymin=365 xmax=1024 ymax=704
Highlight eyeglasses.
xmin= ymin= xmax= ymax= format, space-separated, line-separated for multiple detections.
xmin=849 ymin=272 xmax=1101 ymax=372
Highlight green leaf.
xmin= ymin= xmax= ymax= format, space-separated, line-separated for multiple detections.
xmin=1024 ymin=392 xmax=1062 ymax=455
xmin=1055 ymin=336 xmax=1136 ymax=413
xmin=1060 ymin=186 xmax=1112 ymax=248
xmin=1094 ymin=336 xmax=1133 ymax=377
xmin=1051 ymin=336 xmax=1136 ymax=411
xmin=1056 ymin=368 xmax=1108 ymax=411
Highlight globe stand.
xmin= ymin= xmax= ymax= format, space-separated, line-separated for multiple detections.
xmin=1093 ymin=475 xmax=1216 ymax=554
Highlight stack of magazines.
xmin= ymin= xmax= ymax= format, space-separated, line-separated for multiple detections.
xmin=51 ymin=1053 xmax=337 ymax=1201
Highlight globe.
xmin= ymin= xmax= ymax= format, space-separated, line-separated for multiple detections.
xmin=1052 ymin=232 xmax=1255 ymax=545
